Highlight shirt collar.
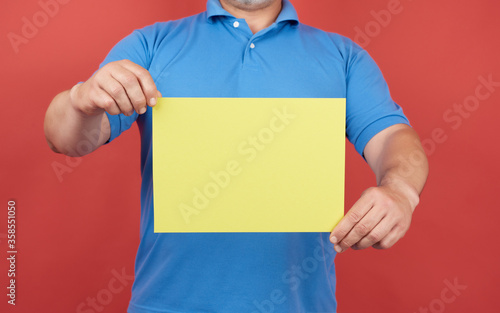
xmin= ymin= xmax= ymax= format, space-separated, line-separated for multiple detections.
xmin=206 ymin=0 xmax=299 ymax=25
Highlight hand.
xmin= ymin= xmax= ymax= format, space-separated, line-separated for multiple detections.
xmin=330 ymin=184 xmax=418 ymax=253
xmin=70 ymin=59 xmax=161 ymax=117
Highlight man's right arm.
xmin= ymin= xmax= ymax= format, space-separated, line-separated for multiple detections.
xmin=44 ymin=60 xmax=160 ymax=157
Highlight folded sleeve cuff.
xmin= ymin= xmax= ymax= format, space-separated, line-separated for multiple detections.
xmin=105 ymin=112 xmax=122 ymax=144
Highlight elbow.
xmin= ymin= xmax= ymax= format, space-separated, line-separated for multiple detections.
xmin=46 ymin=137 xmax=61 ymax=154
xmin=44 ymin=135 xmax=86 ymax=157
xmin=44 ymin=129 xmax=84 ymax=157
xmin=44 ymin=114 xmax=61 ymax=154
xmin=43 ymin=119 xmax=94 ymax=157
xmin=43 ymin=113 xmax=77 ymax=156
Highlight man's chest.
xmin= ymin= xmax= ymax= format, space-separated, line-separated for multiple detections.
xmin=147 ymin=30 xmax=348 ymax=99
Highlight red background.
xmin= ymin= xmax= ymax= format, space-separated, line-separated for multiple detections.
xmin=1 ymin=0 xmax=499 ymax=312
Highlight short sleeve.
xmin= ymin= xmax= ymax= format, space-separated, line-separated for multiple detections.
xmin=345 ymin=47 xmax=410 ymax=156
xmin=97 ymin=27 xmax=154 ymax=143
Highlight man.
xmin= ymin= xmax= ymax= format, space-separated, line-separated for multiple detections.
xmin=44 ymin=0 xmax=429 ymax=312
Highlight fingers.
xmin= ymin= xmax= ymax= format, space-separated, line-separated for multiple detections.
xmin=81 ymin=81 xmax=120 ymax=116
xmin=350 ymin=215 xmax=393 ymax=250
xmin=92 ymin=66 xmax=134 ymax=116
xmin=330 ymin=192 xmax=373 ymax=248
xmin=121 ymin=60 xmax=159 ymax=109
xmin=330 ymin=186 xmax=414 ymax=253
xmin=111 ymin=69 xmax=146 ymax=115
xmin=88 ymin=60 xmax=159 ymax=116
xmin=335 ymin=204 xmax=388 ymax=252
xmin=94 ymin=87 xmax=121 ymax=116
xmin=105 ymin=73 xmax=136 ymax=116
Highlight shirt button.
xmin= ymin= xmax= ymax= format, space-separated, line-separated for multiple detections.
xmin=233 ymin=21 xmax=240 ymax=28
xmin=250 ymin=43 xmax=255 ymax=49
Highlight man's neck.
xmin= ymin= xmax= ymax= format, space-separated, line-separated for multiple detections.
xmin=219 ymin=0 xmax=282 ymax=34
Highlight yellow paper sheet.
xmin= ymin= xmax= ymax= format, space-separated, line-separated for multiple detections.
xmin=153 ymin=98 xmax=345 ymax=232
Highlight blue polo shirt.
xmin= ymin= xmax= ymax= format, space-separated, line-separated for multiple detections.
xmin=100 ymin=0 xmax=409 ymax=312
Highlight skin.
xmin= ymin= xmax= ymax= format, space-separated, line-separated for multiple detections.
xmin=331 ymin=124 xmax=428 ymax=253
xmin=219 ymin=0 xmax=282 ymax=33
xmin=44 ymin=60 xmax=161 ymax=156
xmin=44 ymin=0 xmax=428 ymax=251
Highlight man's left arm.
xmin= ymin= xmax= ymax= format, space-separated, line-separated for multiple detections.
xmin=330 ymin=123 xmax=429 ymax=252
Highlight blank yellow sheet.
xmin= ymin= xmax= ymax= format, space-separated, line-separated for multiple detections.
xmin=152 ymin=98 xmax=345 ymax=232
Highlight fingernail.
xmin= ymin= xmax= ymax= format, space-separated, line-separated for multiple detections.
xmin=139 ymin=107 xmax=147 ymax=114
xmin=334 ymin=245 xmax=343 ymax=253
xmin=150 ymin=97 xmax=157 ymax=106
xmin=330 ymin=236 xmax=337 ymax=244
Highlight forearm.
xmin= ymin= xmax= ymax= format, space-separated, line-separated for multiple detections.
xmin=365 ymin=125 xmax=429 ymax=210
xmin=44 ymin=85 xmax=110 ymax=157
